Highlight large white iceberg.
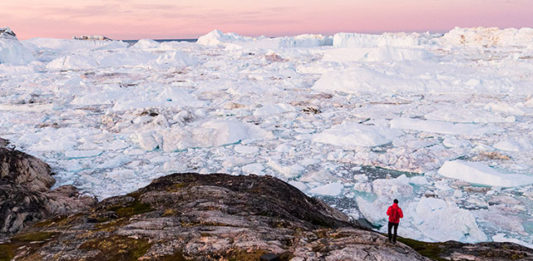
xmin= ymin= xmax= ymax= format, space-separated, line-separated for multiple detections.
xmin=390 ymin=118 xmax=495 ymax=137
xmin=197 ymin=29 xmax=332 ymax=48
xmin=313 ymin=122 xmax=399 ymax=147
xmin=441 ymin=27 xmax=533 ymax=47
xmin=332 ymin=32 xmax=435 ymax=48
xmin=408 ymin=198 xmax=487 ymax=243
xmin=438 ymin=160 xmax=533 ymax=187
xmin=46 ymin=49 xmax=198 ymax=70
xmin=134 ymin=119 xmax=273 ymax=152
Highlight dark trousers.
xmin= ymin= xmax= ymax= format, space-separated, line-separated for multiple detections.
xmin=388 ymin=222 xmax=399 ymax=243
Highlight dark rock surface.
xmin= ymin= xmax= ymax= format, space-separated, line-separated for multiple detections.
xmin=1 ymin=173 xmax=429 ymax=260
xmin=398 ymin=237 xmax=533 ymax=261
xmin=0 ymin=145 xmax=96 ymax=240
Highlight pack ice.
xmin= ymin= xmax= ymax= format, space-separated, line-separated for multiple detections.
xmin=2 ymin=27 xmax=533 ymax=247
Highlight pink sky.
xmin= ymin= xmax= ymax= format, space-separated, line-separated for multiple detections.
xmin=2 ymin=0 xmax=533 ymax=40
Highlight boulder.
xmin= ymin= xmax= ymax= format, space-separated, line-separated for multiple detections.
xmin=0 ymin=148 xmax=55 ymax=192
xmin=0 ymin=143 xmax=96 ymax=241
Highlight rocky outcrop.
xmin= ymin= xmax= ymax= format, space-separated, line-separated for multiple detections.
xmin=0 ymin=144 xmax=96 ymax=240
xmin=0 ymin=173 xmax=429 ymax=260
xmin=1 ymin=147 xmax=532 ymax=260
xmin=398 ymin=237 xmax=533 ymax=261
xmin=0 ymin=147 xmax=54 ymax=192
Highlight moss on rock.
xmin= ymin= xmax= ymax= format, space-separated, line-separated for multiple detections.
xmin=0 ymin=244 xmax=16 ymax=261
xmin=12 ymin=231 xmax=57 ymax=242
xmin=79 ymin=235 xmax=152 ymax=261
xmin=397 ymin=237 xmax=446 ymax=261
xmin=107 ymin=200 xmax=152 ymax=218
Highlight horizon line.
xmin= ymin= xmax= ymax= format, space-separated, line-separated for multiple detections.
xmin=17 ymin=26 xmax=530 ymax=41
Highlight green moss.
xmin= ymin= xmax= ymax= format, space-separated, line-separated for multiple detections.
xmin=79 ymin=235 xmax=152 ymax=261
xmin=227 ymin=250 xmax=292 ymax=261
xmin=107 ymin=200 xmax=153 ymax=218
xmin=166 ymin=183 xmax=187 ymax=192
xmin=0 ymin=232 xmax=57 ymax=260
xmin=162 ymin=208 xmax=177 ymax=217
xmin=228 ymin=249 xmax=267 ymax=261
xmin=278 ymin=252 xmax=293 ymax=260
xmin=314 ymin=229 xmax=329 ymax=238
xmin=396 ymin=237 xmax=446 ymax=261
xmin=12 ymin=232 xmax=57 ymax=242
xmin=32 ymin=214 xmax=80 ymax=229
xmin=94 ymin=218 xmax=128 ymax=232
xmin=92 ymin=216 xmax=112 ymax=223
xmin=0 ymin=244 xmax=15 ymax=261
xmin=33 ymin=219 xmax=56 ymax=228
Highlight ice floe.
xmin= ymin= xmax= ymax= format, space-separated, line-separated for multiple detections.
xmin=438 ymin=160 xmax=533 ymax=187
xmin=313 ymin=122 xmax=399 ymax=148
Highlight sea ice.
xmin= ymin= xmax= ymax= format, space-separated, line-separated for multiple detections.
xmin=408 ymin=197 xmax=487 ymax=242
xmin=313 ymin=122 xmax=399 ymax=148
xmin=198 ymin=29 xmax=332 ymax=49
xmin=493 ymin=138 xmax=533 ymax=152
xmin=390 ymin=118 xmax=494 ymax=137
xmin=493 ymin=233 xmax=533 ymax=249
xmin=438 ymin=160 xmax=533 ymax=187
xmin=309 ymin=182 xmax=344 ymax=196
xmin=2 ymin=26 xmax=533 ymax=246
xmin=332 ymin=32 xmax=435 ymax=48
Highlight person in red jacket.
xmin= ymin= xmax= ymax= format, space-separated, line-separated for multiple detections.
xmin=386 ymin=199 xmax=403 ymax=243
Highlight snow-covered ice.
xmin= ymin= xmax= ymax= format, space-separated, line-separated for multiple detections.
xmin=313 ymin=122 xmax=399 ymax=147
xmin=2 ymin=27 xmax=533 ymax=247
xmin=438 ymin=160 xmax=533 ymax=187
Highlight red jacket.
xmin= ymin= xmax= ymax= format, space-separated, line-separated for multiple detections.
xmin=387 ymin=203 xmax=403 ymax=223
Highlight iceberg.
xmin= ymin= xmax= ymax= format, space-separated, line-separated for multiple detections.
xmin=438 ymin=160 xmax=533 ymax=187
xmin=197 ymin=29 xmax=332 ymax=48
xmin=441 ymin=27 xmax=533 ymax=47
xmin=313 ymin=122 xmax=399 ymax=148
xmin=0 ymin=27 xmax=34 ymax=65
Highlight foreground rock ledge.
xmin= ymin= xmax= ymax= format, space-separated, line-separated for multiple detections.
xmin=0 ymin=172 xmax=428 ymax=260
xmin=2 ymin=172 xmax=533 ymax=260
xmin=0 ymin=146 xmax=96 ymax=239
